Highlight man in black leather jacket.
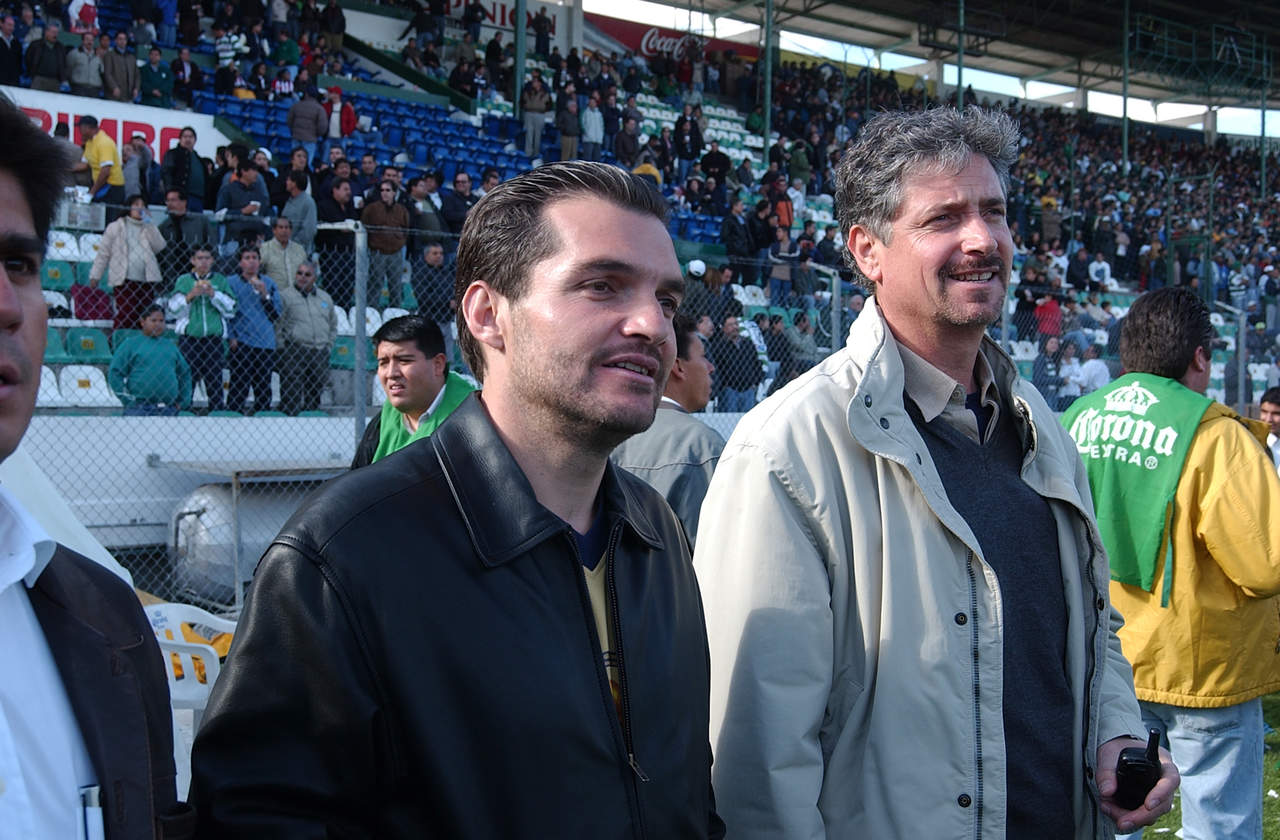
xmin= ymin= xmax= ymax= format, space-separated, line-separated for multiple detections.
xmin=191 ymin=161 xmax=725 ymax=839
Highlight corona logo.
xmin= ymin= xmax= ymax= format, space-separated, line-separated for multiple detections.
xmin=1102 ymin=381 xmax=1160 ymax=416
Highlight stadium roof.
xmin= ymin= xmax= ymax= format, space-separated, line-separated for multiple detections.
xmin=702 ymin=0 xmax=1280 ymax=113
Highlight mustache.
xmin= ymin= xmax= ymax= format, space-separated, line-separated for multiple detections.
xmin=939 ymin=257 xmax=1007 ymax=281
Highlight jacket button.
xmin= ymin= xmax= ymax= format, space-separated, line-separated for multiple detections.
xmin=864 ymin=394 xmax=873 ymax=407
xmin=880 ymin=417 xmax=890 ymax=429
xmin=954 ymin=612 xmax=968 ymax=625
xmin=957 ymin=794 xmax=972 ymax=808
xmin=1085 ymin=767 xmax=1094 ymax=779
xmin=1097 ymin=597 xmax=1106 ymax=611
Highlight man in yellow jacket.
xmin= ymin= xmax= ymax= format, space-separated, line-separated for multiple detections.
xmin=1063 ymin=286 xmax=1280 ymax=840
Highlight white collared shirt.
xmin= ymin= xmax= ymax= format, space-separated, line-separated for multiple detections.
xmin=1269 ymin=433 xmax=1280 ymax=478
xmin=0 ymin=485 xmax=97 ymax=839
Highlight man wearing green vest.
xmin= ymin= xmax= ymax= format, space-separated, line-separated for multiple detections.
xmin=1063 ymin=286 xmax=1280 ymax=840
xmin=350 ymin=314 xmax=474 ymax=468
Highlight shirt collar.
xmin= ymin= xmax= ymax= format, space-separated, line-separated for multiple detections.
xmin=898 ymin=340 xmax=998 ymax=424
xmin=0 ymin=484 xmax=56 ymax=590
xmin=401 ymin=374 xmax=450 ymax=431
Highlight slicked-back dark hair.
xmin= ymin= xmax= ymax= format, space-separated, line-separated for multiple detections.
xmin=453 ymin=161 xmax=668 ymax=381
xmin=672 ymin=312 xmax=697 ymax=361
xmin=373 ymin=314 xmax=445 ymax=359
xmin=1260 ymin=386 xmax=1280 ymax=407
xmin=0 ymin=95 xmax=70 ymax=242
xmin=1119 ymin=287 xmax=1215 ymax=379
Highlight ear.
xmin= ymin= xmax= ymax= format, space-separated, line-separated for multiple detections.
xmin=460 ymin=281 xmax=506 ymax=359
xmin=667 ymin=356 xmax=688 ymax=384
xmin=847 ymin=223 xmax=884 ymax=284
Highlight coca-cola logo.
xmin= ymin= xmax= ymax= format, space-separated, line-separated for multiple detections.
xmin=639 ymin=27 xmax=697 ymax=58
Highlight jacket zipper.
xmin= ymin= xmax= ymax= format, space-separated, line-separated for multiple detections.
xmin=567 ymin=526 xmax=648 ymax=839
xmin=1079 ymin=514 xmax=1104 ymax=829
xmin=965 ymin=549 xmax=984 ymax=840
xmin=604 ymin=529 xmax=650 ymax=784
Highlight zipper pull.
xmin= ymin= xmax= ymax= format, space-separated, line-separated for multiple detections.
xmin=628 ymin=752 xmax=650 ymax=783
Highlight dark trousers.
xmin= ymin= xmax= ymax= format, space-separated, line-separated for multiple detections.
xmin=227 ymin=343 xmax=274 ymax=414
xmin=319 ymin=248 xmax=355 ymax=309
xmin=179 ymin=334 xmax=225 ymax=410
xmin=277 ymin=343 xmax=329 ymax=415
xmin=114 ymin=280 xmax=160 ymax=330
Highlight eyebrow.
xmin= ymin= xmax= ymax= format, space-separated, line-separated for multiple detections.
xmin=577 ymin=259 xmax=685 ymax=297
xmin=0 ymin=233 xmax=45 ymax=258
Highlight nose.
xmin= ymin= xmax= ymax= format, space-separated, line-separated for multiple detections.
xmin=621 ymin=292 xmax=669 ymax=345
xmin=0 ymin=266 xmax=27 ymax=333
xmin=961 ymin=211 xmax=998 ymax=256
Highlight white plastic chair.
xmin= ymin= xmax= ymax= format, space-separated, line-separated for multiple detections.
xmin=37 ymin=365 xmax=71 ymax=407
xmin=46 ymin=230 xmax=81 ymax=261
xmin=381 ymin=307 xmax=409 ymax=322
xmin=334 ymin=304 xmax=353 ymax=336
xmin=144 ymin=603 xmax=237 ymax=730
xmin=78 ymin=232 xmax=103 ymax=263
xmin=58 ymin=365 xmax=122 ymax=408
xmin=351 ymin=306 xmax=382 ymax=336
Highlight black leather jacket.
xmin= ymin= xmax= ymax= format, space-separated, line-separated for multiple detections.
xmin=30 ymin=547 xmax=195 ymax=840
xmin=191 ymin=394 xmax=724 ymax=839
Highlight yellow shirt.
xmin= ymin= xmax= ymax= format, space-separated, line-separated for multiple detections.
xmin=83 ymin=131 xmax=125 ymax=187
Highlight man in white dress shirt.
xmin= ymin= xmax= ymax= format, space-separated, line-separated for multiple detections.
xmin=0 ymin=95 xmax=193 ymax=839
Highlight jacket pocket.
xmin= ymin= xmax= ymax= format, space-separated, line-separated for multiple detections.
xmin=820 ymin=670 xmax=866 ymax=762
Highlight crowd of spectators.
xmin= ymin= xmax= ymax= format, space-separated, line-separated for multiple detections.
xmin=10 ymin=0 xmax=1280 ymax=413
xmin=0 ymin=0 xmax=359 ymax=104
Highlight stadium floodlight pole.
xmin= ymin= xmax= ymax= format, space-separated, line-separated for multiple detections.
xmin=1261 ymin=81 xmax=1267 ymax=204
xmin=514 ymin=0 xmax=526 ymax=120
xmin=354 ymin=222 xmax=369 ymax=449
xmin=1122 ymin=0 xmax=1129 ymax=174
xmin=761 ymin=0 xmax=773 ymax=153
xmin=956 ymin=0 xmax=964 ymax=109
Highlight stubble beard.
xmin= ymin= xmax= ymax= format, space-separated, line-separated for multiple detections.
xmin=511 ymin=331 xmax=667 ymax=457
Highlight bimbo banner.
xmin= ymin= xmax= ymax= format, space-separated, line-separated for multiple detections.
xmin=3 ymin=85 xmax=229 ymax=159
xmin=584 ymin=12 xmax=759 ymax=61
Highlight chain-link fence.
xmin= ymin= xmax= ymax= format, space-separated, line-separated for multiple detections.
xmin=32 ymin=197 xmax=857 ymax=609
xmin=32 ymin=200 xmax=462 ymax=608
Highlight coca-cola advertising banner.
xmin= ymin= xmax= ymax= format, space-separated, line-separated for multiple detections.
xmin=584 ymin=12 xmax=759 ymax=61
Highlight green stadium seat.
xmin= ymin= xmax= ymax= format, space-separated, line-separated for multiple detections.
xmin=41 ymin=260 xmax=74 ymax=292
xmin=65 ymin=327 xmax=112 ymax=365
xmin=298 ymin=410 xmax=329 ymax=417
xmin=255 ymin=410 xmax=288 ymax=417
xmin=45 ymin=327 xmax=73 ymax=364
xmin=768 ymin=306 xmax=792 ymax=325
xmin=330 ymin=336 xmax=376 ymax=370
xmin=209 ymin=410 xmax=243 ymax=417
xmin=110 ymin=328 xmax=141 ymax=351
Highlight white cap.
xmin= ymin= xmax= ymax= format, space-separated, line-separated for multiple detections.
xmin=687 ymin=259 xmax=706 ymax=277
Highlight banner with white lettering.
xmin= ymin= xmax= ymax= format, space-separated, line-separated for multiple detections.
xmin=3 ymin=85 xmax=229 ymax=159
xmin=583 ymin=12 xmax=760 ymax=62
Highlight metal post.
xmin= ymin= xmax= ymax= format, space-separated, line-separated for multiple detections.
xmin=513 ymin=0 xmax=526 ymax=115
xmin=231 ymin=471 xmax=243 ymax=608
xmin=1122 ymin=0 xmax=1129 ymax=173
xmin=829 ymin=269 xmax=841 ymax=350
xmin=761 ymin=0 xmax=773 ymax=151
xmin=956 ymin=0 xmax=965 ymax=108
xmin=1237 ymin=308 xmax=1248 ymax=414
xmin=353 ymin=223 xmax=369 ymax=450
xmin=1262 ymin=84 xmax=1268 ymax=203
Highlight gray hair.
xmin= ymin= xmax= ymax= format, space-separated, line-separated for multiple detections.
xmin=834 ymin=107 xmax=1020 ymax=288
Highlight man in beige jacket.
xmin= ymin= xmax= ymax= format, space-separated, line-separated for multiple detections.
xmin=694 ymin=107 xmax=1179 ymax=839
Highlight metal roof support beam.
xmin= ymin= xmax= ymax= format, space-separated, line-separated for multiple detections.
xmin=1022 ymin=62 xmax=1076 ymax=84
xmin=710 ymin=0 xmax=759 ymax=23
